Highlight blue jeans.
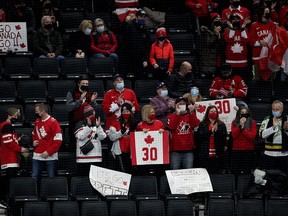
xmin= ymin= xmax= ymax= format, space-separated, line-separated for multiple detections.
xmin=32 ymin=159 xmax=57 ymax=181
xmin=39 ymin=55 xmax=65 ymax=62
xmin=170 ymin=151 xmax=194 ymax=170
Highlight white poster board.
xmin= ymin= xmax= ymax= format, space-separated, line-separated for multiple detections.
xmin=0 ymin=22 xmax=28 ymax=52
xmin=195 ymin=98 xmax=237 ymax=132
xmin=165 ymin=168 xmax=213 ymax=194
xmin=89 ymin=165 xmax=132 ymax=196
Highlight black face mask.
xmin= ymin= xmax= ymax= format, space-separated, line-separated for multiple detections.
xmin=232 ymin=1 xmax=240 ymax=8
xmin=264 ymin=13 xmax=271 ymax=20
xmin=233 ymin=21 xmax=241 ymax=29
xmin=44 ymin=24 xmax=53 ymax=30
xmin=35 ymin=114 xmax=41 ymax=119
xmin=10 ymin=118 xmax=17 ymax=124
xmin=18 ymin=5 xmax=25 ymax=11
xmin=213 ymin=21 xmax=222 ymax=27
xmin=158 ymin=37 xmax=165 ymax=41
xmin=240 ymin=113 xmax=250 ymax=118
xmin=44 ymin=3 xmax=52 ymax=9
xmin=80 ymin=85 xmax=89 ymax=92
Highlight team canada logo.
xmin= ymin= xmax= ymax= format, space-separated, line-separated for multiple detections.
xmin=177 ymin=121 xmax=190 ymax=134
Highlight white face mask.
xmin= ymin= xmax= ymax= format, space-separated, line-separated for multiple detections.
xmin=96 ymin=26 xmax=105 ymax=33
xmin=116 ymin=82 xmax=124 ymax=89
xmin=84 ymin=28 xmax=91 ymax=35
xmin=160 ymin=90 xmax=168 ymax=97
xmin=178 ymin=105 xmax=186 ymax=112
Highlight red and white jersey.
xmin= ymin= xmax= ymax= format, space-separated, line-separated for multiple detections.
xmin=75 ymin=125 xmax=106 ymax=163
xmin=0 ymin=121 xmax=21 ymax=169
xmin=221 ymin=6 xmax=250 ymax=22
xmin=249 ymin=21 xmax=277 ymax=62
xmin=136 ymin=120 xmax=164 ymax=132
xmin=167 ymin=113 xmax=200 ymax=151
xmin=103 ymin=88 xmax=140 ymax=130
xmin=209 ymin=75 xmax=247 ymax=99
xmin=224 ymin=28 xmax=249 ymax=67
xmin=32 ymin=116 xmax=62 ymax=161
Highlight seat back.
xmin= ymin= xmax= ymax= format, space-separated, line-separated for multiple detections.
xmin=61 ymin=57 xmax=87 ymax=78
xmin=110 ymin=200 xmax=137 ymax=216
xmin=166 ymin=200 xmax=194 ymax=216
xmin=52 ymin=103 xmax=69 ymax=126
xmin=129 ymin=175 xmax=158 ymax=199
xmin=134 ymin=80 xmax=159 ymax=102
xmin=81 ymin=201 xmax=108 ymax=216
xmin=17 ymin=80 xmax=47 ymax=103
xmin=237 ymin=199 xmax=264 ymax=216
xmin=9 ymin=177 xmax=37 ymax=197
xmin=47 ymin=80 xmax=76 ymax=102
xmin=139 ymin=200 xmax=165 ymax=216
xmin=23 ymin=202 xmax=50 ymax=216
xmin=70 ymin=176 xmax=98 ymax=199
xmin=52 ymin=201 xmax=79 ymax=216
xmin=266 ymin=199 xmax=288 ymax=216
xmin=88 ymin=58 xmax=114 ymax=79
xmin=207 ymin=198 xmax=234 ymax=216
xmin=33 ymin=58 xmax=59 ymax=79
xmin=0 ymin=81 xmax=17 ymax=102
xmin=209 ymin=174 xmax=235 ymax=198
xmin=40 ymin=177 xmax=69 ymax=201
xmin=4 ymin=57 xmax=32 ymax=79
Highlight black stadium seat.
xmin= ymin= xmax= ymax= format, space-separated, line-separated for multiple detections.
xmin=52 ymin=201 xmax=79 ymax=216
xmin=23 ymin=202 xmax=50 ymax=216
xmin=81 ymin=201 xmax=108 ymax=216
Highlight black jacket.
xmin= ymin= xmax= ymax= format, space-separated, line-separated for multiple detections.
xmin=167 ymin=73 xmax=194 ymax=98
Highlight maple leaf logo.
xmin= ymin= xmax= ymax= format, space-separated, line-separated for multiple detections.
xmin=144 ymin=135 xmax=154 ymax=145
xmin=197 ymin=104 xmax=206 ymax=113
xmin=15 ymin=25 xmax=21 ymax=30
xmin=20 ymin=43 xmax=26 ymax=49
xmin=123 ymin=181 xmax=127 ymax=186
xmin=231 ymin=42 xmax=243 ymax=53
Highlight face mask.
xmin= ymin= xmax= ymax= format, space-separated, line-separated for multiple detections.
xmin=213 ymin=21 xmax=222 ymax=27
xmin=148 ymin=114 xmax=156 ymax=121
xmin=44 ymin=24 xmax=53 ymax=30
xmin=10 ymin=118 xmax=17 ymax=124
xmin=208 ymin=111 xmax=218 ymax=120
xmin=264 ymin=13 xmax=271 ymax=20
xmin=84 ymin=28 xmax=91 ymax=35
xmin=116 ymin=82 xmax=124 ymax=90
xmin=191 ymin=89 xmax=199 ymax=96
xmin=158 ymin=37 xmax=165 ymax=41
xmin=44 ymin=3 xmax=51 ymax=9
xmin=232 ymin=1 xmax=240 ymax=8
xmin=96 ymin=26 xmax=105 ymax=33
xmin=233 ymin=21 xmax=241 ymax=29
xmin=35 ymin=114 xmax=41 ymax=119
xmin=122 ymin=113 xmax=131 ymax=119
xmin=272 ymin=111 xmax=281 ymax=118
xmin=160 ymin=90 xmax=168 ymax=97
xmin=137 ymin=19 xmax=146 ymax=26
xmin=179 ymin=105 xmax=187 ymax=112
xmin=240 ymin=113 xmax=250 ymax=118
xmin=80 ymin=85 xmax=89 ymax=92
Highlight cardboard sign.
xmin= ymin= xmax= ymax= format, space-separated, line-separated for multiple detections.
xmin=0 ymin=22 xmax=28 ymax=52
xmin=195 ymin=98 xmax=237 ymax=132
xmin=166 ymin=168 xmax=213 ymax=194
xmin=89 ymin=165 xmax=131 ymax=197
xmin=130 ymin=131 xmax=169 ymax=166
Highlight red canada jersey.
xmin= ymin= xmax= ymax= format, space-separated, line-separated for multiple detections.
xmin=224 ymin=28 xmax=249 ymax=67
xmin=221 ymin=6 xmax=250 ymax=22
xmin=136 ymin=120 xmax=164 ymax=132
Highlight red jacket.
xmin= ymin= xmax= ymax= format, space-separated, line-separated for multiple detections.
xmin=149 ymin=40 xmax=174 ymax=72
xmin=91 ymin=30 xmax=118 ymax=56
xmin=103 ymin=88 xmax=140 ymax=130
xmin=209 ymin=75 xmax=247 ymax=99
xmin=136 ymin=120 xmax=164 ymax=132
xmin=167 ymin=112 xmax=200 ymax=151
xmin=32 ymin=116 xmax=62 ymax=157
xmin=231 ymin=120 xmax=257 ymax=151
xmin=224 ymin=28 xmax=249 ymax=67
xmin=221 ymin=6 xmax=250 ymax=22
xmin=0 ymin=121 xmax=21 ymax=169
xmin=185 ymin=0 xmax=217 ymax=17
xmin=110 ymin=120 xmax=131 ymax=153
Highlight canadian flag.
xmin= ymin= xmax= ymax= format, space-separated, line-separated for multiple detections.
xmin=130 ymin=131 xmax=169 ymax=165
xmin=270 ymin=26 xmax=288 ymax=75
xmin=114 ymin=0 xmax=139 ymax=8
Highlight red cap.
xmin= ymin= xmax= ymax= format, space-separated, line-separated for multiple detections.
xmin=156 ymin=27 xmax=167 ymax=38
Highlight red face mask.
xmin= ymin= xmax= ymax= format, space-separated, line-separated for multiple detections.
xmin=208 ymin=112 xmax=217 ymax=120
xmin=122 ymin=113 xmax=131 ymax=119
xmin=148 ymin=114 xmax=156 ymax=121
xmin=88 ymin=115 xmax=95 ymax=125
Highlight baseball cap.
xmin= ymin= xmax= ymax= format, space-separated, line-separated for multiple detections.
xmin=113 ymin=74 xmax=124 ymax=81
xmin=136 ymin=10 xmax=146 ymax=17
xmin=156 ymin=82 xmax=166 ymax=89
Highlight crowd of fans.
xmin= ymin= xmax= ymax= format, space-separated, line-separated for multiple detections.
xmin=1 ymin=0 xmax=288 ymax=209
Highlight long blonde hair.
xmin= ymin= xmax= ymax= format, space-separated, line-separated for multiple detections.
xmin=141 ymin=105 xmax=154 ymax=123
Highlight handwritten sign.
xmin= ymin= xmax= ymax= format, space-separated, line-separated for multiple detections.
xmin=89 ymin=165 xmax=131 ymax=197
xmin=165 ymin=168 xmax=213 ymax=194
xmin=130 ymin=131 xmax=169 ymax=166
xmin=0 ymin=22 xmax=28 ymax=52
xmin=195 ymin=98 xmax=237 ymax=132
